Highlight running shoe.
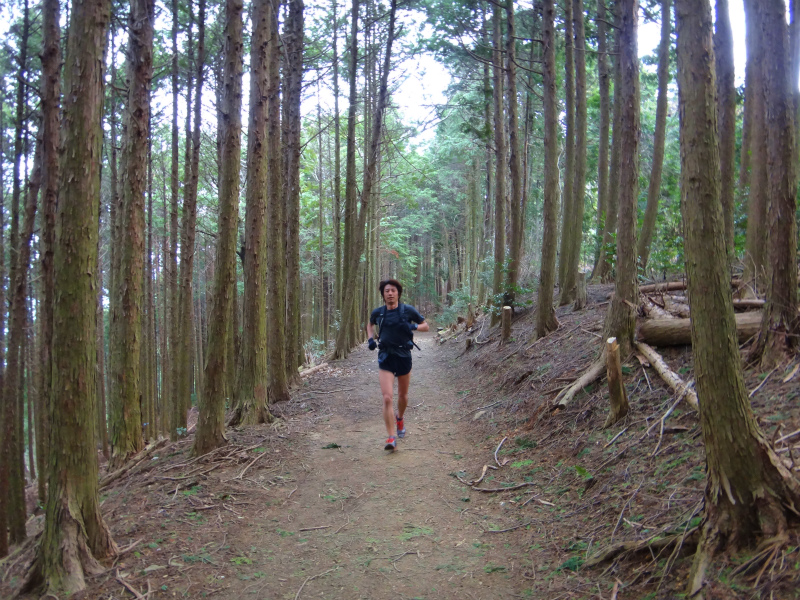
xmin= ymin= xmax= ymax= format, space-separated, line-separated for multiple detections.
xmin=396 ymin=415 xmax=406 ymax=438
xmin=384 ymin=437 xmax=397 ymax=450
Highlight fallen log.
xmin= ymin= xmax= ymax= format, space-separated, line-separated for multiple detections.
xmin=638 ymin=281 xmax=688 ymax=294
xmin=633 ymin=279 xmax=742 ymax=295
xmin=299 ymin=362 xmax=329 ymax=378
xmin=637 ymin=311 xmax=762 ymax=347
xmin=732 ymin=298 xmax=765 ymax=310
xmin=634 ymin=341 xmax=699 ymax=410
xmin=554 ymin=358 xmax=606 ymax=409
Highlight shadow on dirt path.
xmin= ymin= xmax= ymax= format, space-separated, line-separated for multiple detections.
xmin=225 ymin=331 xmax=527 ymax=599
xmin=3 ymin=332 xmax=533 ymax=600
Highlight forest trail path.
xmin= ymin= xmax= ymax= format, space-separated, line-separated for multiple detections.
xmin=225 ymin=331 xmax=527 ymax=600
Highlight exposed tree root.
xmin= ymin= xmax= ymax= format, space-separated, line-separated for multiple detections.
xmin=22 ymin=502 xmax=118 ymax=597
xmin=584 ymin=527 xmax=700 ymax=568
xmin=553 ymin=357 xmax=605 ymax=408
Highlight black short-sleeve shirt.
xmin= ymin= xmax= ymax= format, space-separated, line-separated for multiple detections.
xmin=369 ymin=303 xmax=425 ymax=357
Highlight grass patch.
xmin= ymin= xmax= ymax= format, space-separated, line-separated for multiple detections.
xmin=400 ymin=524 xmax=434 ymax=541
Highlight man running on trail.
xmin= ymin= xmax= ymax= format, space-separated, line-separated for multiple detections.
xmin=366 ymin=279 xmax=429 ymax=451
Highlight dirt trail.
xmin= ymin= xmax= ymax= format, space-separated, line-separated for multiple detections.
xmin=223 ymin=331 xmax=527 ymax=599
xmin=3 ymin=331 xmax=533 ymax=600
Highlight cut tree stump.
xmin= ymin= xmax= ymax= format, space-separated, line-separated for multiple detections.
xmin=604 ymin=338 xmax=629 ymax=428
xmin=634 ymin=341 xmax=699 ymax=410
xmin=636 ymin=311 xmax=762 ymax=347
xmin=501 ymin=306 xmax=512 ymax=345
xmin=573 ymin=272 xmax=587 ymax=310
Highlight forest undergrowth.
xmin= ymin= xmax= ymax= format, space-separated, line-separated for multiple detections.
xmin=438 ymin=282 xmax=800 ymax=599
xmin=1 ymin=284 xmax=800 ymax=600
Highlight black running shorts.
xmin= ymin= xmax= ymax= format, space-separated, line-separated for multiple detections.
xmin=378 ymin=352 xmax=412 ymax=376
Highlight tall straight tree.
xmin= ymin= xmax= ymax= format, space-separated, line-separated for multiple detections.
xmin=503 ymin=0 xmax=523 ymax=305
xmin=562 ymin=0 xmax=588 ymax=302
xmin=109 ymin=0 xmax=154 ymax=468
xmin=749 ymin=0 xmax=799 ymax=367
xmin=5 ymin=138 xmax=42 ymax=546
xmin=2 ymin=0 xmax=31 ymax=549
xmin=333 ymin=0 xmax=397 ymax=359
xmin=167 ymin=0 xmax=181 ymax=439
xmin=536 ymin=0 xmax=559 ymax=338
xmin=193 ymin=0 xmax=244 ymax=454
xmin=594 ymin=0 xmax=611 ymax=268
xmin=39 ymin=0 xmax=61 ymax=507
xmin=332 ymin=0 xmax=343 ymax=316
xmin=715 ymin=0 xmax=736 ymax=259
xmin=490 ymin=1 xmax=505 ymax=326
xmin=557 ymin=0 xmax=575 ymax=295
xmin=22 ymin=0 xmax=118 ymax=591
xmin=0 ymin=94 xmax=5 ymax=557
xmin=594 ymin=2 xmax=623 ymax=281
xmin=283 ymin=0 xmax=304 ymax=381
xmin=232 ymin=0 xmax=273 ymax=424
xmin=637 ymin=0 xmax=671 ymax=270
xmin=674 ymin=3 xmax=800 ymax=595
xmin=742 ymin=0 xmax=769 ymax=292
xmin=265 ymin=0 xmax=290 ymax=402
xmin=603 ymin=0 xmax=639 ymax=356
xmin=176 ymin=0 xmax=206 ymax=421
xmin=334 ymin=0 xmax=360 ymax=356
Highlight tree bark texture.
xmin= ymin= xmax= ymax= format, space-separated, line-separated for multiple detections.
xmin=715 ymin=0 xmax=736 ymax=259
xmin=1 ymin=0 xmax=30 ymax=551
xmin=603 ymin=0 xmax=639 ymax=358
xmin=110 ymin=0 xmax=154 ymax=468
xmin=594 ymin=0 xmax=611 ymax=269
xmin=167 ymin=0 xmax=180 ymax=440
xmin=742 ymin=0 xmax=769 ymax=292
xmin=266 ymin=0 xmax=290 ymax=403
xmin=603 ymin=338 xmax=629 ymax=428
xmin=38 ymin=0 xmax=61 ymax=509
xmin=558 ymin=0 xmax=575 ymax=298
xmin=233 ymin=0 xmax=272 ymax=424
xmin=23 ymin=0 xmax=118 ymax=591
xmin=750 ymin=0 xmax=799 ymax=368
xmin=504 ymin=0 xmax=524 ymax=305
xmin=491 ymin=1 xmax=506 ymax=325
xmin=282 ymin=0 xmax=304 ymax=383
xmin=638 ymin=0 xmax=671 ymax=270
xmin=567 ymin=0 xmax=588 ymax=300
xmin=536 ymin=0 xmax=559 ymax=338
xmin=193 ymin=0 xmax=244 ymax=455
xmin=675 ymin=4 xmax=800 ymax=592
xmin=176 ymin=0 xmax=205 ymax=426
xmin=5 ymin=139 xmax=41 ymax=546
xmin=594 ymin=3 xmax=623 ymax=281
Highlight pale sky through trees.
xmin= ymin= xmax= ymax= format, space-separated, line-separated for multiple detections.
xmin=0 ymin=0 xmax=760 ymax=147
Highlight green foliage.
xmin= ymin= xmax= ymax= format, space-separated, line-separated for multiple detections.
xmin=557 ymin=556 xmax=583 ymax=572
xmin=437 ymin=286 xmax=476 ymax=326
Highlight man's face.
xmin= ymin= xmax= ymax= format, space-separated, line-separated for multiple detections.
xmin=383 ymin=284 xmax=399 ymax=303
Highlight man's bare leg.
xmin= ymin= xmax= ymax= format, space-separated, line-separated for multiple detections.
xmin=397 ymin=372 xmax=411 ymax=420
xmin=379 ymin=369 xmax=397 ymax=437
